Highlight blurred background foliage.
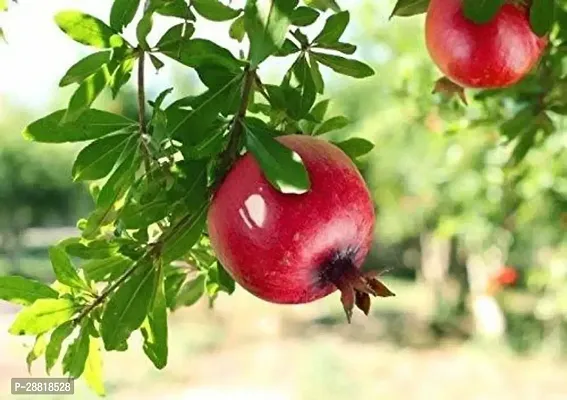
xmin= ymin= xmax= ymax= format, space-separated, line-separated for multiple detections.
xmin=1 ymin=0 xmax=567 ymax=398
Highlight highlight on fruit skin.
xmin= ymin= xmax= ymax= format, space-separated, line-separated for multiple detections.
xmin=425 ymin=0 xmax=548 ymax=89
xmin=207 ymin=134 xmax=394 ymax=323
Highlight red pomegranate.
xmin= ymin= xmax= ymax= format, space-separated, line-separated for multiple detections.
xmin=207 ymin=135 xmax=394 ymax=322
xmin=425 ymin=0 xmax=547 ymax=88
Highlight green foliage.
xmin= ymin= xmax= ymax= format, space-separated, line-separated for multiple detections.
xmin=8 ymin=0 xmax=567 ymax=394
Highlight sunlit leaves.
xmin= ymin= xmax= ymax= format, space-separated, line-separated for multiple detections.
xmin=315 ymin=115 xmax=350 ymax=135
xmin=45 ymin=321 xmax=75 ymax=375
xmin=63 ymin=65 xmax=113 ymax=123
xmin=244 ymin=0 xmax=298 ymax=67
xmin=23 ymin=110 xmax=135 ymax=143
xmin=313 ymin=11 xmax=349 ymax=45
xmin=141 ymin=267 xmax=168 ymax=369
xmin=83 ymin=336 xmax=105 ymax=395
xmin=333 ymin=137 xmax=374 ymax=159
xmin=55 ymin=11 xmax=124 ymax=48
xmin=312 ymin=52 xmax=374 ymax=78
xmin=110 ymin=0 xmax=141 ymax=32
xmin=82 ymin=256 xmax=133 ymax=282
xmin=9 ymin=299 xmax=78 ymax=336
xmin=26 ymin=334 xmax=47 ymax=373
xmin=192 ymin=0 xmax=241 ymax=21
xmin=59 ymin=51 xmax=112 ymax=87
xmin=389 ymin=0 xmax=430 ymax=18
xmin=49 ymin=246 xmax=90 ymax=291
xmin=160 ymin=38 xmax=242 ymax=71
xmin=62 ymin=322 xmax=90 ymax=378
xmin=0 ymin=276 xmax=58 ymax=306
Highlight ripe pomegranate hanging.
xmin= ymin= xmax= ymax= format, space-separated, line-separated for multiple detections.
xmin=425 ymin=0 xmax=547 ymax=89
xmin=207 ymin=134 xmax=394 ymax=322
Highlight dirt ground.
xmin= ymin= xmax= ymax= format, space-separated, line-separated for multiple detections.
xmin=1 ymin=282 xmax=566 ymax=400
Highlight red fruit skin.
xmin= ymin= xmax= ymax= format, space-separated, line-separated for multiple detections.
xmin=425 ymin=0 xmax=547 ymax=88
xmin=207 ymin=135 xmax=375 ymax=304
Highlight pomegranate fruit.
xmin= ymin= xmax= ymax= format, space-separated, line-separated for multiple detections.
xmin=207 ymin=134 xmax=394 ymax=322
xmin=425 ymin=0 xmax=547 ymax=88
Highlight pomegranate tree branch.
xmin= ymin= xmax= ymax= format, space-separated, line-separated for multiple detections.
xmin=215 ymin=66 xmax=256 ymax=185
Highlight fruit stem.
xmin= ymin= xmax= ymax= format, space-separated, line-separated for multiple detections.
xmin=324 ymin=257 xmax=395 ymax=323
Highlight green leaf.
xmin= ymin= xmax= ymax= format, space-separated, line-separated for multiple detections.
xmin=308 ymin=55 xmax=325 ymax=94
xmin=9 ymin=299 xmax=78 ymax=336
xmin=45 ymin=321 xmax=75 ymax=375
xmin=72 ymin=133 xmax=133 ymax=181
xmin=83 ymin=336 xmax=105 ymax=395
xmin=121 ymin=199 xmax=170 ymax=229
xmin=136 ymin=13 xmax=153 ymax=50
xmin=291 ymin=55 xmax=317 ymax=118
xmin=290 ymin=6 xmax=319 ymax=26
xmin=65 ymin=240 xmax=119 ymax=259
xmin=110 ymin=0 xmax=141 ymax=32
xmin=173 ymin=274 xmax=205 ymax=310
xmin=312 ymin=52 xmax=374 ymax=78
xmin=141 ymin=268 xmax=168 ymax=369
xmin=156 ymin=0 xmax=193 ymax=19
xmin=192 ymin=0 xmax=241 ymax=21
xmin=229 ymin=15 xmax=246 ymax=42
xmin=101 ymin=260 xmax=157 ymax=351
xmin=160 ymin=38 xmax=242 ymax=72
xmin=26 ymin=334 xmax=47 ymax=374
xmin=62 ymin=323 xmax=90 ymax=378
xmin=55 ymin=11 xmax=124 ymax=48
xmin=63 ymin=65 xmax=113 ymax=123
xmin=149 ymin=54 xmax=165 ymax=72
xmin=530 ymin=0 xmax=555 ymax=37
xmin=59 ymin=51 xmax=112 ymax=87
xmin=161 ymin=207 xmax=208 ymax=263
xmin=164 ymin=272 xmax=186 ymax=309
xmin=208 ymin=261 xmax=235 ymax=295
xmin=333 ymin=137 xmax=374 ymax=158
xmin=49 ymin=246 xmax=89 ymax=291
xmin=83 ymin=256 xmax=133 ymax=282
xmin=315 ymin=41 xmax=356 ymax=55
xmin=462 ymin=0 xmax=505 ymax=24
xmin=304 ymin=0 xmax=340 ymax=12
xmin=389 ymin=0 xmax=430 ymax=18
xmin=313 ymin=10 xmax=349 ymax=45
xmin=314 ymin=115 xmax=350 ymax=135
xmin=310 ymin=99 xmax=330 ymax=122
xmin=156 ymin=22 xmax=195 ymax=49
xmin=244 ymin=0 xmax=298 ymax=67
xmin=23 ymin=110 xmax=134 ymax=143
xmin=110 ymin=54 xmax=136 ymax=98
xmin=275 ymin=38 xmax=300 ymax=56
xmin=0 ymin=276 xmax=58 ymax=306
xmin=500 ymin=107 xmax=535 ymax=140
xmin=244 ymin=123 xmax=311 ymax=194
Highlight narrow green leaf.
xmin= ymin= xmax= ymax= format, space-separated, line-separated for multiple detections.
xmin=312 ymin=52 xmax=374 ymax=78
xmin=62 ymin=323 xmax=90 ymax=378
xmin=333 ymin=137 xmax=374 ymax=158
xmin=83 ymin=336 xmax=105 ymax=395
xmin=173 ymin=274 xmax=205 ymax=310
xmin=110 ymin=0 xmax=141 ymax=32
xmin=23 ymin=109 xmax=135 ymax=143
xmin=49 ymin=246 xmax=89 ymax=291
xmin=59 ymin=51 xmax=112 ymax=87
xmin=65 ymin=240 xmax=119 ymax=260
xmin=275 ymin=38 xmax=300 ymax=56
xmin=149 ymin=54 xmax=165 ymax=72
xmin=55 ymin=11 xmax=124 ymax=48
xmin=101 ymin=261 xmax=157 ymax=351
xmin=83 ymin=256 xmax=133 ymax=282
xmin=45 ymin=321 xmax=75 ymax=375
xmin=136 ymin=13 xmax=153 ymax=50
xmin=244 ymin=124 xmax=311 ymax=194
xmin=308 ymin=55 xmax=325 ymax=94
xmin=244 ymin=0 xmax=298 ymax=67
xmin=314 ymin=115 xmax=350 ymax=135
xmin=313 ymin=10 xmax=349 ymax=45
xmin=0 ymin=276 xmax=58 ymax=306
xmin=161 ymin=207 xmax=208 ymax=263
xmin=291 ymin=55 xmax=317 ymax=118
xmin=63 ymin=65 xmax=113 ymax=123
xmin=290 ymin=6 xmax=319 ymax=26
xmin=156 ymin=22 xmax=195 ymax=49
xmin=304 ymin=0 xmax=340 ymax=12
xmin=72 ymin=133 xmax=133 ymax=181
xmin=141 ymin=267 xmax=168 ymax=369
xmin=156 ymin=0 xmax=193 ymax=19
xmin=310 ymin=99 xmax=330 ymax=122
xmin=389 ymin=0 xmax=430 ymax=18
xmin=9 ymin=299 xmax=78 ymax=336
xmin=315 ymin=41 xmax=356 ymax=55
xmin=229 ymin=15 xmax=246 ymax=42
xmin=192 ymin=0 xmax=241 ymax=21
xmin=530 ymin=0 xmax=555 ymax=37
xmin=164 ymin=272 xmax=186 ymax=309
xmin=160 ymin=38 xmax=242 ymax=72
xmin=462 ymin=0 xmax=505 ymax=24
xmin=26 ymin=334 xmax=47 ymax=374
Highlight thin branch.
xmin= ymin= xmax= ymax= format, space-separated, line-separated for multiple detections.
xmin=215 ymin=66 xmax=256 ymax=187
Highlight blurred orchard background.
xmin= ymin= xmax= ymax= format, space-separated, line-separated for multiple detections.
xmin=1 ymin=0 xmax=567 ymax=399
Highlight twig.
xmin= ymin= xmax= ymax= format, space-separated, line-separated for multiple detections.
xmin=215 ymin=66 xmax=256 ymax=186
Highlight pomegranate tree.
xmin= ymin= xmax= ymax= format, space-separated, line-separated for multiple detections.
xmin=207 ymin=135 xmax=394 ymax=322
xmin=425 ymin=0 xmax=547 ymax=88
